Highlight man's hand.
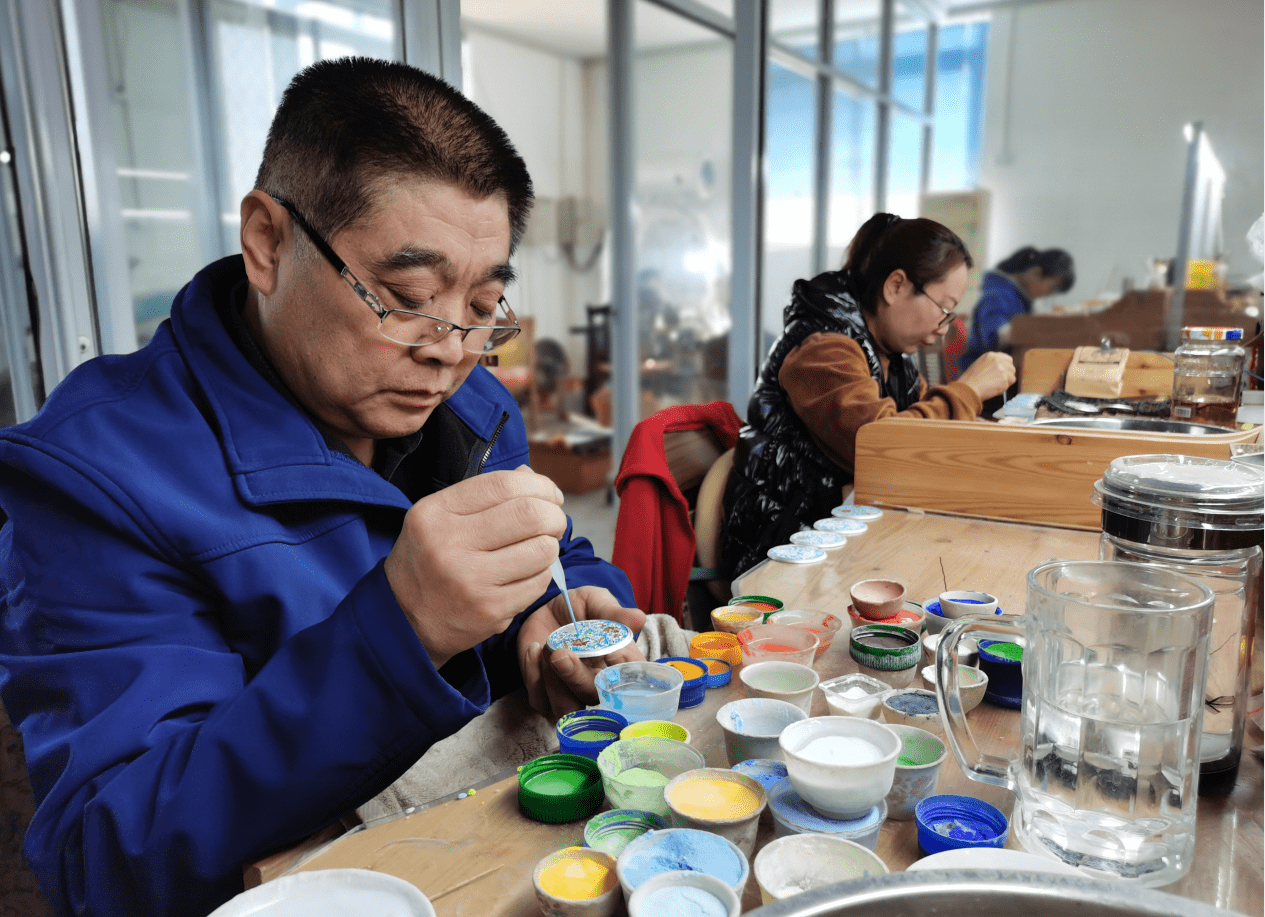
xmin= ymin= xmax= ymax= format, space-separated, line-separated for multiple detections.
xmin=384 ymin=467 xmax=567 ymax=668
xmin=519 ymin=586 xmax=647 ymax=721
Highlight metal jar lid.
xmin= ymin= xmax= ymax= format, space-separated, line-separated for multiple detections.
xmin=1091 ymin=454 xmax=1264 ymax=551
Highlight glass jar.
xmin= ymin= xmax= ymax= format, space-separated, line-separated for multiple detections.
xmin=1093 ymin=454 xmax=1263 ymax=795
xmin=1170 ymin=326 xmax=1247 ymax=429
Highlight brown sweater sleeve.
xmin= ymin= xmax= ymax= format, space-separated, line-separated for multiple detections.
xmin=778 ymin=332 xmax=983 ymax=475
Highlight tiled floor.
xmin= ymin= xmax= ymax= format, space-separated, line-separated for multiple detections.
xmin=562 ymin=485 xmax=619 ymax=562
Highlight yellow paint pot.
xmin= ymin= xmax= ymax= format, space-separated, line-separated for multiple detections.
xmin=663 ymin=767 xmax=767 ymax=857
xmin=533 ymin=846 xmax=621 ymax=917
xmin=620 ymin=720 xmax=691 ymax=744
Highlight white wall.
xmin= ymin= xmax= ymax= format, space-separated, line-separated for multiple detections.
xmin=462 ymin=30 xmax=604 ymax=377
xmin=978 ymin=0 xmax=1264 ymax=303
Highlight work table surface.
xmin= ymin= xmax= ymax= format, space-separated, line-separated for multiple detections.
xmin=276 ymin=510 xmax=1263 ymax=916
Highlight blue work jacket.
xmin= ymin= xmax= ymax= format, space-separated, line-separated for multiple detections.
xmin=0 ymin=256 xmax=632 ymax=917
xmin=960 ymin=270 xmax=1031 ymax=372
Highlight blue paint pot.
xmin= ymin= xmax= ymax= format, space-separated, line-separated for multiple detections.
xmin=915 ymin=794 xmax=1009 ymax=855
xmin=977 ymin=639 xmax=1024 ymax=708
xmin=557 ymin=709 xmax=629 ymax=759
xmin=766 ymin=776 xmax=886 ymax=849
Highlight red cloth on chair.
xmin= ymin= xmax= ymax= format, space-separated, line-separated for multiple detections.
xmin=611 ymin=401 xmax=742 ymax=624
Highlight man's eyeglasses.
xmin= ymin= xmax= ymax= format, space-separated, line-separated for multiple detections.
xmin=269 ymin=195 xmax=521 ymax=354
xmin=915 ymin=286 xmax=957 ymax=329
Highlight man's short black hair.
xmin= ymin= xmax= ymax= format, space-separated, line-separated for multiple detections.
xmin=255 ymin=57 xmax=534 ymax=252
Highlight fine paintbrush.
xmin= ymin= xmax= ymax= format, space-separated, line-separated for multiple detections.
xmin=550 ymin=558 xmax=581 ymax=633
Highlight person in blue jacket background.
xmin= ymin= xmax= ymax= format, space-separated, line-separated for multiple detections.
xmin=0 ymin=58 xmax=644 ymax=917
xmin=959 ymin=245 xmax=1076 ymax=372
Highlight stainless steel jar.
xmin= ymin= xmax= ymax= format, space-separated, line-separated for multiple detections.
xmin=1092 ymin=454 xmax=1263 ymax=795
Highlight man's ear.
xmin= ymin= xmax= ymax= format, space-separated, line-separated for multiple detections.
xmin=240 ymin=191 xmax=286 ymax=297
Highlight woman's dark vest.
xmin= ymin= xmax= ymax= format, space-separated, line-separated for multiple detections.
xmin=720 ymin=270 xmax=921 ymax=577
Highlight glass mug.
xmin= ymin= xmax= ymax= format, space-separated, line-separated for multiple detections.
xmin=936 ymin=560 xmax=1214 ymax=887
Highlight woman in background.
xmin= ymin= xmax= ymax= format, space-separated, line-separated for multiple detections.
xmin=959 ymin=246 xmax=1076 ymax=372
xmin=720 ymin=213 xmax=1015 ymax=578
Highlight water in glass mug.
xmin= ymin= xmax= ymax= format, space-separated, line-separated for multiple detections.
xmin=936 ymin=560 xmax=1214 ymax=888
xmin=1018 ymin=661 xmax=1198 ymax=884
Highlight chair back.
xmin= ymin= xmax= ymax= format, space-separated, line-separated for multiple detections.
xmin=693 ymin=448 xmax=734 ymax=605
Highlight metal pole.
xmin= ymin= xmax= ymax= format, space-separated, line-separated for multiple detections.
xmin=1167 ymin=122 xmax=1201 ymax=352
xmin=607 ymin=0 xmax=637 ymax=459
xmin=730 ymin=0 xmax=765 ymax=411
xmin=874 ymin=0 xmax=894 ymax=212
xmin=812 ymin=0 xmax=833 ymax=277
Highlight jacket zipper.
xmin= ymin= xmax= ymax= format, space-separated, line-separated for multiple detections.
xmin=476 ymin=411 xmax=510 ymax=474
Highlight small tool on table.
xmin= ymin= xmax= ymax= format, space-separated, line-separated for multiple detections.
xmin=550 ymin=558 xmax=581 ymax=633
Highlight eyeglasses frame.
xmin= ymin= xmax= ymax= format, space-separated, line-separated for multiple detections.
xmin=913 ymin=284 xmax=958 ymax=329
xmin=268 ymin=195 xmax=521 ymax=353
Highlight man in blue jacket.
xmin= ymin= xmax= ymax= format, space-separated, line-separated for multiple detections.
xmin=0 ymin=57 xmax=644 ymax=917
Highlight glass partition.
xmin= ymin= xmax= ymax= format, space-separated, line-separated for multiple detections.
xmin=763 ymin=60 xmax=817 ymax=357
xmin=633 ymin=1 xmax=733 ymax=416
xmin=827 ymin=87 xmax=876 ymax=265
xmin=97 ymin=0 xmax=399 ymax=350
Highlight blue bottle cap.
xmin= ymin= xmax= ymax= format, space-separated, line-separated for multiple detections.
xmin=915 ymin=794 xmax=1009 ymax=855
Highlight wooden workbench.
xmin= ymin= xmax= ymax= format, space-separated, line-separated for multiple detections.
xmin=266 ymin=511 xmax=1263 ymax=915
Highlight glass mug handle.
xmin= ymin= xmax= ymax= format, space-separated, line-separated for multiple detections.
xmin=936 ymin=614 xmax=1024 ymax=789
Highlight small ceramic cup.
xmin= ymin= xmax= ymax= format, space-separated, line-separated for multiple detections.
xmin=921 ymin=632 xmax=979 ymax=668
xmin=626 ymin=869 xmax=741 ymax=917
xmin=882 ymin=724 xmax=948 ymax=821
xmin=938 ymin=590 xmax=999 ymax=619
xmin=715 ymin=697 xmax=808 ymax=765
xmin=880 ymin=688 xmax=944 ymax=735
xmin=920 ymin=663 xmax=988 ymax=715
xmin=778 ymin=716 xmax=901 ymax=820
xmin=533 ymin=846 xmax=621 ymax=917
xmin=663 ymin=768 xmax=767 ymax=858
xmin=850 ymin=579 xmax=907 ymax=620
xmin=753 ymin=834 xmax=888 ymax=905
xmin=739 ymin=660 xmax=820 ymax=713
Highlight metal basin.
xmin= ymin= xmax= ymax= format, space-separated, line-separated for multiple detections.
xmin=746 ymin=870 xmax=1231 ymax=917
xmin=1029 ymin=416 xmax=1232 ymax=435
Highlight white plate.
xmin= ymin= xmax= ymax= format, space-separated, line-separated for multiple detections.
xmin=790 ymin=530 xmax=847 ymax=549
xmin=812 ymin=518 xmax=868 ymax=535
xmin=767 ymin=544 xmax=827 ymax=564
xmin=546 ymin=620 xmax=635 ymax=658
xmin=906 ymin=847 xmax=1080 ymax=876
xmin=209 ymin=869 xmax=437 ymax=916
xmin=831 ymin=505 xmax=883 ymax=520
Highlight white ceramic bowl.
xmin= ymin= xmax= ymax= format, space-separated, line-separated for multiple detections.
xmin=739 ymin=660 xmax=820 ymax=713
xmin=626 ymin=869 xmax=741 ymax=917
xmin=921 ymin=632 xmax=979 ymax=668
xmin=715 ymin=697 xmax=808 ymax=766
xmin=777 ymin=716 xmax=901 ymax=819
xmin=938 ymin=590 xmax=999 ymax=619
xmin=753 ymin=834 xmax=888 ymax=905
xmin=920 ymin=663 xmax=988 ymax=714
xmin=882 ymin=724 xmax=948 ymax=821
xmin=616 ymin=828 xmax=751 ymax=902
xmin=880 ymin=688 xmax=944 ymax=734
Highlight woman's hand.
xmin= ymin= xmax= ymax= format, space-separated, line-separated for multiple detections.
xmin=957 ymin=351 xmax=1016 ymax=401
